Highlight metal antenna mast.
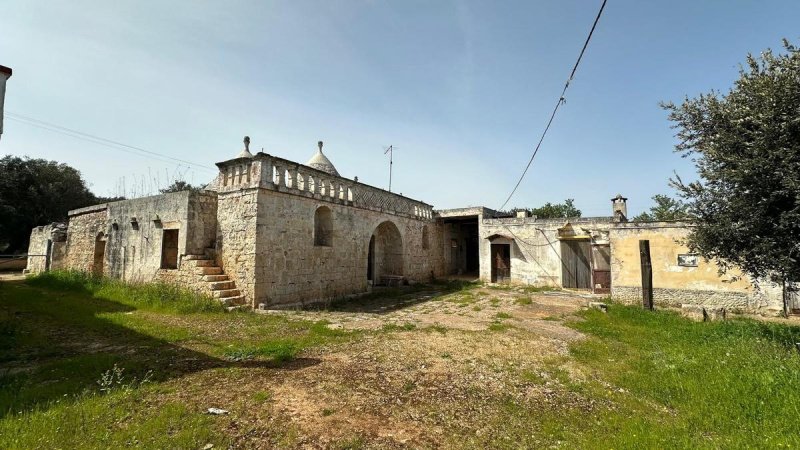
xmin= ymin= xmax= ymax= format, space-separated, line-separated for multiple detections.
xmin=384 ymin=145 xmax=397 ymax=191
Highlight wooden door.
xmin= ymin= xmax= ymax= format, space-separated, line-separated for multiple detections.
xmin=560 ymin=240 xmax=591 ymax=289
xmin=491 ymin=244 xmax=511 ymax=283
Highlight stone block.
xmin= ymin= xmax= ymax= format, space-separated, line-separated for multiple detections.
xmin=681 ymin=304 xmax=706 ymax=322
xmin=704 ymin=307 xmax=727 ymax=321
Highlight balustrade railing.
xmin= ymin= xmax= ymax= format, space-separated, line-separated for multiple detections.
xmin=216 ymin=153 xmax=433 ymax=220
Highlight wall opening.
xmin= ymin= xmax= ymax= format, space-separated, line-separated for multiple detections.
xmin=591 ymin=244 xmax=611 ymax=294
xmin=370 ymin=221 xmax=403 ymax=285
xmin=314 ymin=206 xmax=333 ymax=247
xmin=161 ymin=229 xmax=179 ymax=269
xmin=93 ymin=232 xmax=106 ymax=276
xmin=490 ymin=243 xmax=511 ymax=283
xmin=560 ymin=239 xmax=591 ymax=289
xmin=443 ymin=217 xmax=479 ymax=276
xmin=367 ymin=235 xmax=375 ymax=283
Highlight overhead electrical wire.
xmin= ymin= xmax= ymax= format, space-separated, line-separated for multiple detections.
xmin=486 ymin=0 xmax=608 ymax=277
xmin=5 ymin=111 xmax=217 ymax=173
xmin=496 ymin=0 xmax=608 ymax=212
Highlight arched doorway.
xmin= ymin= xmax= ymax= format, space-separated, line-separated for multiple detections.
xmin=93 ymin=232 xmax=106 ymax=276
xmin=367 ymin=221 xmax=403 ymax=285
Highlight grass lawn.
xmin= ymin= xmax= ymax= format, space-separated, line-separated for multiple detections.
xmin=0 ymin=272 xmax=355 ymax=448
xmin=2 ymin=271 xmax=800 ymax=448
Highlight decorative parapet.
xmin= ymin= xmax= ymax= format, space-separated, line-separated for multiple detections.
xmin=481 ymin=216 xmax=613 ymax=226
xmin=213 ymin=153 xmax=434 ymax=221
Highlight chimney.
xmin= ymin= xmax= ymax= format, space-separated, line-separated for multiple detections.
xmin=611 ymin=194 xmax=628 ymax=222
xmin=0 ymin=65 xmax=12 ymax=142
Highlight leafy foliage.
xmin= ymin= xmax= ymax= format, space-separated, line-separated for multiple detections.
xmin=512 ymin=199 xmax=581 ymax=219
xmin=632 ymin=194 xmax=691 ymax=222
xmin=663 ymin=40 xmax=800 ymax=295
xmin=0 ymin=156 xmax=116 ymax=253
xmin=159 ymin=180 xmax=200 ymax=194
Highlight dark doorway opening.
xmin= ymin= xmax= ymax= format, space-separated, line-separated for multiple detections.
xmin=560 ymin=239 xmax=591 ymax=289
xmin=161 ymin=229 xmax=179 ymax=269
xmin=443 ymin=217 xmax=480 ymax=277
xmin=369 ymin=221 xmax=404 ymax=286
xmin=45 ymin=239 xmax=53 ymax=272
xmin=490 ymin=243 xmax=511 ymax=283
xmin=367 ymin=235 xmax=375 ymax=283
xmin=93 ymin=233 xmax=106 ymax=276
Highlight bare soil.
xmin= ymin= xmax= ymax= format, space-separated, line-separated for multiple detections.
xmin=161 ymin=287 xmax=596 ymax=448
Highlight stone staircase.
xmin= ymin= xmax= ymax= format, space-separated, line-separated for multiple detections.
xmin=183 ymin=255 xmax=247 ymax=310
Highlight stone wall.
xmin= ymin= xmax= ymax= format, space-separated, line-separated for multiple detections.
xmin=250 ymin=188 xmax=443 ymax=308
xmin=216 ymin=188 xmax=259 ymax=304
xmin=65 ymin=206 xmax=109 ymax=273
xmin=104 ymin=191 xmax=218 ymax=283
xmin=479 ymin=216 xmax=612 ymax=286
xmin=25 ymin=223 xmax=67 ymax=274
xmin=609 ymin=222 xmax=782 ymax=314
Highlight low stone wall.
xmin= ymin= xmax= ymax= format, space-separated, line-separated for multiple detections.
xmin=612 ymin=286 xmax=781 ymax=315
xmin=25 ymin=222 xmax=68 ymax=274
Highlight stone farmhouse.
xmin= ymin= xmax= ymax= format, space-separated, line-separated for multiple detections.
xmin=27 ymin=138 xmax=785 ymax=315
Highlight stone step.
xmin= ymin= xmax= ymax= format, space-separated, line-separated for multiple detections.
xmin=188 ymin=259 xmax=216 ymax=267
xmin=202 ymin=274 xmax=229 ymax=282
xmin=209 ymin=281 xmax=235 ymax=291
xmin=213 ymin=289 xmax=241 ymax=299
xmin=184 ymin=254 xmax=211 ymax=261
xmin=196 ymin=267 xmax=223 ymax=275
xmin=220 ymin=295 xmax=246 ymax=307
xmin=225 ymin=305 xmax=249 ymax=312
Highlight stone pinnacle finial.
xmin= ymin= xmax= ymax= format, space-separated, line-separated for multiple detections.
xmin=318 ymin=141 xmax=324 ymax=152
xmin=237 ymin=136 xmax=254 ymax=158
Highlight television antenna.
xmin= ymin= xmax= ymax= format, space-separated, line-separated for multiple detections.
xmin=384 ymin=145 xmax=398 ymax=192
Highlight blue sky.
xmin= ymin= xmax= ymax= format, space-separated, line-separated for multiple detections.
xmin=1 ymin=0 xmax=799 ymax=216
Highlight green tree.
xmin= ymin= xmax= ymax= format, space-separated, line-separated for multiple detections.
xmin=0 ymin=156 xmax=110 ymax=253
xmin=159 ymin=180 xmax=199 ymax=194
xmin=633 ymin=194 xmax=691 ymax=222
xmin=663 ymin=40 xmax=800 ymax=315
xmin=513 ymin=199 xmax=581 ymax=219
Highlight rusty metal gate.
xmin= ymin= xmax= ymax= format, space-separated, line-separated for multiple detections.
xmin=591 ymin=244 xmax=611 ymax=294
xmin=561 ymin=239 xmax=591 ymax=289
xmin=491 ymin=243 xmax=511 ymax=283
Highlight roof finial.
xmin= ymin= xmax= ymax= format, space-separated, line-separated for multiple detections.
xmin=318 ymin=141 xmax=324 ymax=153
xmin=237 ymin=136 xmax=253 ymax=158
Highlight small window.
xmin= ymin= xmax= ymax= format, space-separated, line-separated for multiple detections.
xmin=161 ymin=229 xmax=179 ymax=269
xmin=422 ymin=225 xmax=430 ymax=250
xmin=314 ymin=206 xmax=333 ymax=247
xmin=677 ymin=254 xmax=698 ymax=267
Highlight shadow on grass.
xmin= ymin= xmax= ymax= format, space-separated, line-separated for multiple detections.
xmin=0 ymin=279 xmax=319 ymax=419
xmin=306 ymin=280 xmax=480 ymax=314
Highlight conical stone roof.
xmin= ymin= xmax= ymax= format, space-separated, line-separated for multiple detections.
xmin=306 ymin=141 xmax=340 ymax=177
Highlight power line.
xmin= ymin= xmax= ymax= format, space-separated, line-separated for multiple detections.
xmin=5 ymin=112 xmax=217 ymax=173
xmin=496 ymin=0 xmax=608 ymax=212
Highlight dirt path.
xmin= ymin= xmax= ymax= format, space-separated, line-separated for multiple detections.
xmin=171 ymin=287 xmax=596 ymax=448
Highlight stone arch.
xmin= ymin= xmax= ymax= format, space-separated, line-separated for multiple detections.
xmin=368 ymin=221 xmax=404 ymax=284
xmin=314 ymin=206 xmax=333 ymax=247
xmin=93 ymin=232 xmax=106 ymax=276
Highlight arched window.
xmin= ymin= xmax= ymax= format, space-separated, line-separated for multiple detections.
xmin=314 ymin=206 xmax=333 ymax=247
xmin=422 ymin=225 xmax=430 ymax=250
